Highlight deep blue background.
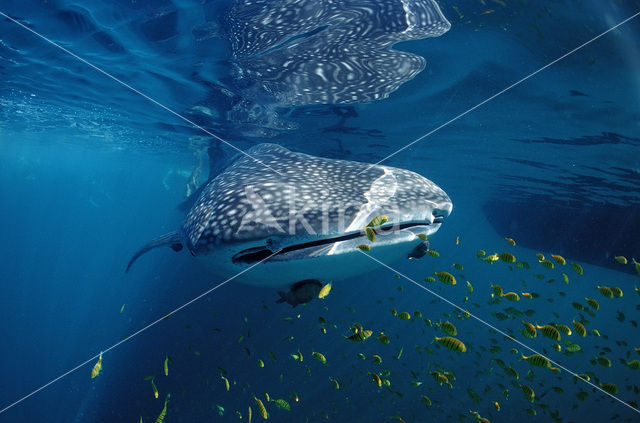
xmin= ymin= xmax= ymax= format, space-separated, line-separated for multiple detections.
xmin=1 ymin=1 xmax=639 ymax=422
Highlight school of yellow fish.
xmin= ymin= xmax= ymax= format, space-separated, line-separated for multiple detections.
xmin=91 ymin=226 xmax=639 ymax=422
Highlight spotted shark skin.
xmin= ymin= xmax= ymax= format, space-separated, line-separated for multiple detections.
xmin=127 ymin=143 xmax=452 ymax=287
xmin=228 ymin=0 xmax=451 ymax=105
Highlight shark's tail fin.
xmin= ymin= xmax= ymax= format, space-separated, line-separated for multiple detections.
xmin=126 ymin=231 xmax=183 ymax=272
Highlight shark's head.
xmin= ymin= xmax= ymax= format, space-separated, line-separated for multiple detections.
xmin=179 ymin=143 xmax=452 ymax=286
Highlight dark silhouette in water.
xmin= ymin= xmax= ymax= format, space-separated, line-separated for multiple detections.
xmin=276 ymin=279 xmax=323 ymax=307
xmin=485 ymin=199 xmax=640 ymax=274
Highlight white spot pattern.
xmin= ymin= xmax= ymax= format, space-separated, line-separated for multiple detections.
xmin=182 ymin=144 xmax=452 ymax=254
xmin=228 ymin=0 xmax=450 ymax=105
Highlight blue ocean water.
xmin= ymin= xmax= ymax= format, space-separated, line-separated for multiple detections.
xmin=1 ymin=1 xmax=640 ymax=422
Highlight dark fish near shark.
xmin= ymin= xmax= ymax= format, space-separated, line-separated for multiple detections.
xmin=276 ymin=279 xmax=323 ymax=307
xmin=127 ymin=143 xmax=452 ymax=287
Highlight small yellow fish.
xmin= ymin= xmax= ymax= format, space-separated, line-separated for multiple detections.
xmin=551 ymin=254 xmax=566 ymax=265
xmin=597 ymin=285 xmax=614 ymax=298
xmin=164 ymin=355 xmax=170 ymax=376
xmin=365 ymin=226 xmax=376 ymax=242
xmin=614 ymin=256 xmax=627 ymax=264
xmin=501 ymin=292 xmax=520 ymax=301
xmin=540 ymin=259 xmax=554 ymax=269
xmin=372 ymin=354 xmax=382 ymax=364
xmin=521 ymin=292 xmax=533 ymax=299
xmin=367 ymin=215 xmax=389 ymax=227
xmin=555 ymin=324 xmax=572 ymax=335
xmin=573 ymin=320 xmax=586 ymax=337
xmin=151 ymin=378 xmax=159 ymax=398
xmin=417 ymin=233 xmax=428 ymax=241
xmin=369 ymin=372 xmax=382 ymax=387
xmin=521 ymin=354 xmax=551 ymax=369
xmin=253 ymin=396 xmax=268 ymax=419
xmin=571 ymin=262 xmax=584 ymax=275
xmin=398 ymin=311 xmax=411 ymax=320
xmin=476 ymin=249 xmax=486 ymax=257
xmin=312 ymin=351 xmax=326 ymax=364
xmin=395 ymin=347 xmax=403 ymax=360
xmin=520 ymin=385 xmax=535 ymax=402
xmin=585 ymin=297 xmax=599 ymax=310
xmin=272 ymin=398 xmax=290 ymax=411
xmin=626 ymin=359 xmax=640 ymax=369
xmin=90 ymin=352 xmax=103 ymax=379
xmin=536 ymin=324 xmax=561 ymax=341
xmin=248 ymin=406 xmax=252 ymax=423
xmin=330 ymin=378 xmax=340 ymax=389
xmin=426 ymin=249 xmax=440 ymax=257
xmin=594 ymin=356 xmax=611 ymax=367
xmin=521 ymin=321 xmax=537 ymax=338
xmin=491 ymin=284 xmax=503 ymax=296
xmin=345 ymin=330 xmax=372 ymax=342
xmin=498 ymin=252 xmax=516 ymax=263
xmin=318 ymin=282 xmax=332 ymax=299
xmin=484 ymin=253 xmax=499 ymax=263
xmin=536 ymin=253 xmax=545 ymax=261
xmin=376 ymin=332 xmax=390 ymax=344
xmin=155 ymin=394 xmax=170 ymax=423
xmin=493 ymin=401 xmax=500 ymax=411
xmin=610 ymin=286 xmax=623 ymax=298
xmin=357 ymin=244 xmax=370 ymax=251
xmin=466 ymin=281 xmax=473 ymax=293
xmin=120 ymin=304 xmax=125 ymax=313
xmin=441 ymin=321 xmax=458 ymax=336
xmin=434 ymin=271 xmax=456 ymax=285
xmin=434 ymin=336 xmax=466 ymax=352
xmin=600 ymin=382 xmax=619 ymax=395
xmin=456 ymin=236 xmax=460 ymax=245
xmin=505 ymin=237 xmax=516 ymax=246
xmin=221 ymin=375 xmax=230 ymax=391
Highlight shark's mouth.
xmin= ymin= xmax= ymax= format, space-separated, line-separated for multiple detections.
xmin=231 ymin=218 xmax=444 ymax=264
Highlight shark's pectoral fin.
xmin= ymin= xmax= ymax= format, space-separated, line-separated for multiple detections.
xmin=126 ymin=231 xmax=182 ymax=272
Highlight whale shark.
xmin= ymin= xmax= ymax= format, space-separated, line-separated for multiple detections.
xmin=126 ymin=143 xmax=452 ymax=287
